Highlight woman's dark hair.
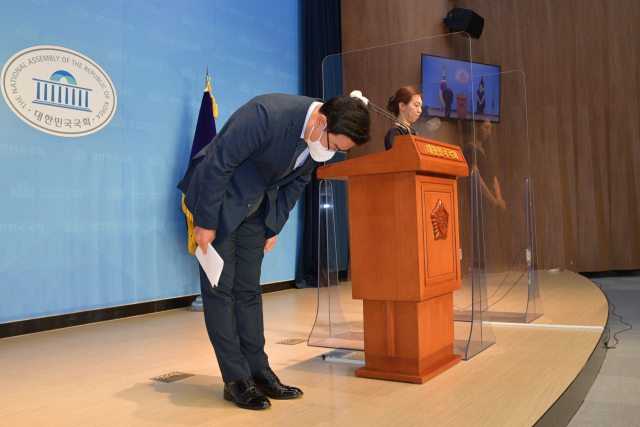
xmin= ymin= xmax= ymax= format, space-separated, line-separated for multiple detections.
xmin=387 ymin=86 xmax=422 ymax=117
xmin=320 ymin=95 xmax=371 ymax=146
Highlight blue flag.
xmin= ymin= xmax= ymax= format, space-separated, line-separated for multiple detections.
xmin=190 ymin=80 xmax=218 ymax=160
xmin=183 ymin=78 xmax=218 ymax=254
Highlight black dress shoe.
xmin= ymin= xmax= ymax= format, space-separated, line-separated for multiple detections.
xmin=223 ymin=377 xmax=271 ymax=410
xmin=252 ymin=367 xmax=303 ymax=400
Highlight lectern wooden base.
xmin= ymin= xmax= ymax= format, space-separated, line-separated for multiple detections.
xmin=355 ymin=355 xmax=461 ymax=384
xmin=354 ymin=294 xmax=461 ymax=383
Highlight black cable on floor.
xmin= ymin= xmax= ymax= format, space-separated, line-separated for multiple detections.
xmin=592 ymin=280 xmax=634 ymax=349
xmin=454 ymin=247 xmax=528 ymax=311
xmin=483 ymin=247 xmax=528 ymax=302
xmin=486 ymin=268 xmax=528 ymax=309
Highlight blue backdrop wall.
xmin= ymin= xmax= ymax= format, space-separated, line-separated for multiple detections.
xmin=0 ymin=0 xmax=301 ymax=323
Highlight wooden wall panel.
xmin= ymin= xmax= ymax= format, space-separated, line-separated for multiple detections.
xmin=542 ymin=105 xmax=566 ymax=269
xmin=342 ymin=0 xmax=640 ymax=272
xmin=342 ymin=47 xmax=392 ymax=158
xmin=387 ymin=0 xmax=452 ymax=44
xmin=341 ymin=0 xmax=389 ymax=52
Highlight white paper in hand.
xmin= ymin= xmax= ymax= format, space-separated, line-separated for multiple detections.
xmin=195 ymin=243 xmax=224 ymax=287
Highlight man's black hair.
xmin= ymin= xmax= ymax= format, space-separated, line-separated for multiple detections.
xmin=320 ymin=95 xmax=371 ymax=146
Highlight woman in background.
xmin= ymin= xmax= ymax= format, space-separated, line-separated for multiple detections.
xmin=463 ymin=119 xmax=504 ymax=212
xmin=462 ymin=119 xmax=507 ymax=273
xmin=384 ymin=86 xmax=422 ymax=150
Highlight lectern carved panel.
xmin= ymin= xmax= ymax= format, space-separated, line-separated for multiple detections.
xmin=421 ymin=182 xmax=456 ymax=285
xmin=430 ymin=199 xmax=449 ymax=241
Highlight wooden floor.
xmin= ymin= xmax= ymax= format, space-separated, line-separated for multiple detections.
xmin=0 ymin=271 xmax=607 ymax=427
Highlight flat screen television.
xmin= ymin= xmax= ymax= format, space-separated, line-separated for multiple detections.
xmin=421 ymin=54 xmax=501 ymax=122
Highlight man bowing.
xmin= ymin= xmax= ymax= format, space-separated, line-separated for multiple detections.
xmin=178 ymin=93 xmax=371 ymax=410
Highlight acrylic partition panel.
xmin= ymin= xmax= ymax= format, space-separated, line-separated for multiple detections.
xmin=414 ymin=74 xmax=497 ymax=359
xmin=449 ymin=168 xmax=495 ymax=359
xmin=526 ymin=178 xmax=543 ymax=322
xmin=450 ymin=71 xmax=543 ymax=327
xmin=309 ymin=33 xmax=496 ymax=359
xmin=308 ymin=179 xmax=364 ymax=351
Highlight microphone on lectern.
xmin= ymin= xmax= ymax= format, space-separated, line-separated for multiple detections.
xmin=350 ymin=90 xmax=369 ymax=106
xmin=350 ymin=90 xmax=416 ymax=135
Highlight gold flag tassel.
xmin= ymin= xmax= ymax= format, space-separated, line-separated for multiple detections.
xmin=205 ymin=75 xmax=219 ymax=119
xmin=182 ymin=193 xmax=197 ymax=255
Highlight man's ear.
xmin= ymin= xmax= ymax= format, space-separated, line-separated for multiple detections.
xmin=316 ymin=114 xmax=327 ymax=128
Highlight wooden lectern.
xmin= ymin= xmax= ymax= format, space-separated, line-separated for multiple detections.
xmin=317 ymin=135 xmax=469 ymax=384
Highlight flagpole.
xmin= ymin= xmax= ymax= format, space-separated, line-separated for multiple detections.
xmin=188 ymin=294 xmax=204 ymax=311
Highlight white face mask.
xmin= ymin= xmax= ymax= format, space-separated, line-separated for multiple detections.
xmin=306 ymin=124 xmax=335 ymax=162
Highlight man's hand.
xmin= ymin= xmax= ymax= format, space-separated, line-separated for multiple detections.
xmin=264 ymin=236 xmax=276 ymax=253
xmin=496 ymin=198 xmax=506 ymax=212
xmin=194 ymin=226 xmax=217 ymax=254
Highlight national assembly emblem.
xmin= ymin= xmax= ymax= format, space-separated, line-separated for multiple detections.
xmin=430 ymin=199 xmax=449 ymax=241
xmin=1 ymin=45 xmax=117 ymax=137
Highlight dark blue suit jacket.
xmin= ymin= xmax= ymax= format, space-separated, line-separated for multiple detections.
xmin=178 ymin=94 xmax=319 ymax=238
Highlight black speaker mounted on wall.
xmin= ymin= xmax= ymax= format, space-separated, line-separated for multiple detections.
xmin=443 ymin=7 xmax=484 ymax=39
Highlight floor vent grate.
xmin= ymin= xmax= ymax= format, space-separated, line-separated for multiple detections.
xmin=150 ymin=372 xmax=195 ymax=383
xmin=276 ymin=338 xmax=306 ymax=345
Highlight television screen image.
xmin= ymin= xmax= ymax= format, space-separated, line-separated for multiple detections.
xmin=421 ymin=55 xmax=501 ymax=122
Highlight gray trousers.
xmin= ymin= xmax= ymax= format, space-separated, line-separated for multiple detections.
xmin=199 ymin=207 xmax=270 ymax=383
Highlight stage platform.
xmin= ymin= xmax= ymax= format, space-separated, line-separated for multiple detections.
xmin=0 ymin=271 xmax=607 ymax=427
